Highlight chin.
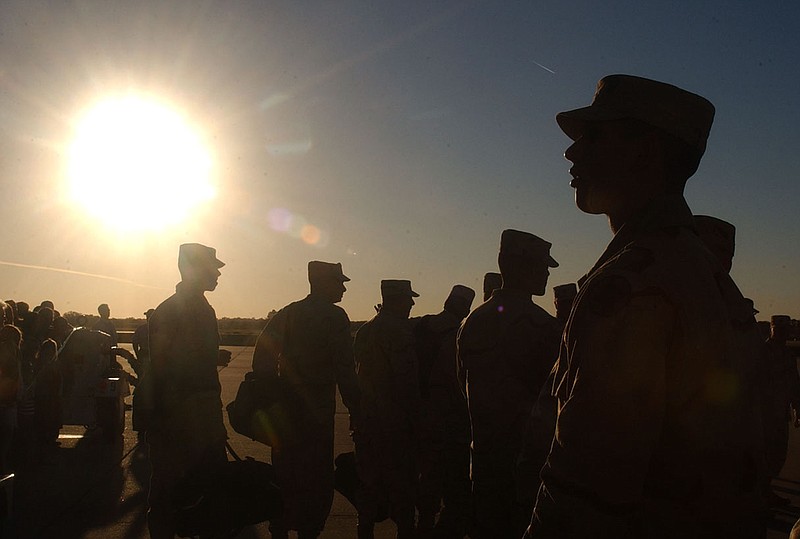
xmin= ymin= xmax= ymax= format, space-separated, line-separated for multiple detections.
xmin=575 ymin=191 xmax=605 ymax=215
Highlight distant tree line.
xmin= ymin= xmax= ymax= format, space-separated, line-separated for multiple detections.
xmin=61 ymin=309 xmax=367 ymax=336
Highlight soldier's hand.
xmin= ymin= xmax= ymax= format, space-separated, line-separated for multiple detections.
xmin=217 ymin=349 xmax=232 ymax=366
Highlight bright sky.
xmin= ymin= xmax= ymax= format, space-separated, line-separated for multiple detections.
xmin=0 ymin=1 xmax=798 ymax=322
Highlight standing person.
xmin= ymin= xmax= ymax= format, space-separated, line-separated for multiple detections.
xmin=92 ymin=303 xmax=118 ymax=345
xmin=481 ymin=272 xmax=502 ymax=303
xmin=0 ymin=325 xmax=22 ymax=474
xmin=354 ymin=280 xmax=421 ymax=539
xmin=763 ymin=314 xmax=800 ymax=505
xmin=132 ymin=309 xmax=155 ymax=368
xmin=146 ymin=243 xmax=231 ymax=539
xmin=252 ymin=261 xmax=360 ymax=539
xmin=552 ymin=283 xmax=577 ymax=329
xmin=414 ymin=285 xmax=475 ymax=538
xmin=457 ymin=229 xmax=561 ymax=539
xmin=131 ymin=309 xmax=154 ymax=439
xmin=527 ymin=75 xmax=765 ymax=538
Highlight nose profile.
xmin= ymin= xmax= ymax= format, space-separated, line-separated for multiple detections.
xmin=564 ymin=138 xmax=580 ymax=163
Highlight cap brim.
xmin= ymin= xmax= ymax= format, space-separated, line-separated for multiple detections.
xmin=215 ymin=260 xmax=225 ymax=268
xmin=341 ymin=274 xmax=351 ymax=282
xmin=556 ymin=105 xmax=626 ymax=141
xmin=547 ymin=256 xmax=559 ymax=268
xmin=410 ymin=290 xmax=420 ymax=298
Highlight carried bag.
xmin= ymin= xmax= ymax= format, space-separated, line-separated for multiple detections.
xmin=227 ymin=372 xmax=291 ymax=447
xmin=174 ymin=456 xmax=282 ymax=538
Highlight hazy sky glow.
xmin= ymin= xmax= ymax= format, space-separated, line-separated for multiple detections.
xmin=0 ymin=1 xmax=798 ymax=321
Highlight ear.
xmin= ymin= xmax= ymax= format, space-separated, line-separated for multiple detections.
xmin=634 ymin=131 xmax=669 ymax=187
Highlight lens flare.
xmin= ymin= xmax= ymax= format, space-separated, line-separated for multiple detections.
xmin=266 ymin=207 xmax=329 ymax=248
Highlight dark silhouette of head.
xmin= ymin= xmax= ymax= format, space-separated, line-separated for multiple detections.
xmin=558 ymin=75 xmax=714 ymax=231
xmin=443 ymin=285 xmax=476 ymax=320
xmin=498 ymin=229 xmax=558 ymax=297
xmin=482 ymin=272 xmax=502 ymax=302
xmin=178 ymin=243 xmax=225 ymax=292
xmin=380 ymin=280 xmax=419 ymax=319
xmin=694 ymin=215 xmax=735 ymax=273
xmin=308 ymin=261 xmax=350 ymax=304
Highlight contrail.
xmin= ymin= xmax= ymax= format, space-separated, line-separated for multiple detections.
xmin=0 ymin=260 xmax=168 ymax=290
xmin=533 ymin=60 xmax=556 ymax=74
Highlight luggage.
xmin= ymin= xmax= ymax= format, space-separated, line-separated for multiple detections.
xmin=174 ymin=457 xmax=282 ymax=538
xmin=226 ymin=372 xmax=291 ymax=447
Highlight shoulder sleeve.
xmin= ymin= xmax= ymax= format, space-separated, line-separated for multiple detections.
xmin=252 ymin=307 xmax=289 ymax=375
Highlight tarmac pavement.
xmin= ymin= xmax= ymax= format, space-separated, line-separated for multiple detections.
xmin=6 ymin=346 xmax=800 ymax=538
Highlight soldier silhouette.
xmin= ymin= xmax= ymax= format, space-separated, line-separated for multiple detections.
xmin=146 ymin=243 xmax=231 ymax=539
xmin=481 ymin=272 xmax=502 ymax=302
xmin=527 ymin=75 xmax=765 ymax=538
xmin=354 ymin=279 xmax=421 ymax=539
xmin=458 ymin=229 xmax=561 ymax=539
xmin=252 ymin=261 xmax=360 ymax=539
xmin=414 ymin=285 xmax=476 ymax=537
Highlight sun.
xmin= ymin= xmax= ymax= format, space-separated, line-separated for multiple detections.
xmin=67 ymin=95 xmax=215 ymax=232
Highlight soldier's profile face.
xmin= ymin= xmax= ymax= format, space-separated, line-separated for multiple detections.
xmin=193 ymin=264 xmax=221 ymax=292
xmin=565 ymin=120 xmax=645 ymax=216
xmin=530 ymin=264 xmax=550 ymax=296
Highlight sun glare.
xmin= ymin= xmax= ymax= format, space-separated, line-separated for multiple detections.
xmin=67 ymin=96 xmax=214 ymax=232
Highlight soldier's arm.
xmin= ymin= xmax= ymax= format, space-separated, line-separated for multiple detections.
xmin=332 ymin=310 xmax=361 ymax=417
xmin=148 ymin=307 xmax=181 ymax=420
xmin=529 ymin=284 xmax=674 ymax=537
xmin=252 ymin=308 xmax=287 ymax=376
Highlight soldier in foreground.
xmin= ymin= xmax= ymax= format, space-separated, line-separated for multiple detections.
xmin=527 ymin=75 xmax=765 ymax=537
xmin=253 ymin=261 xmax=360 ymax=539
xmin=414 ymin=284 xmax=476 ymax=537
xmin=354 ymin=280 xmax=421 ymax=539
xmin=147 ymin=243 xmax=231 ymax=539
xmin=458 ymin=229 xmax=561 ymax=539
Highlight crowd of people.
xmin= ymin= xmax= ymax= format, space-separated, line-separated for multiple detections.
xmin=2 ymin=74 xmax=800 ymax=539
xmin=0 ymin=300 xmax=138 ymax=472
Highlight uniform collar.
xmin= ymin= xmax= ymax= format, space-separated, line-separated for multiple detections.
xmin=579 ymin=194 xmax=695 ymax=287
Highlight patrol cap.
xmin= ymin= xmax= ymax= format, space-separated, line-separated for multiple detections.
xmin=308 ymin=261 xmax=350 ymax=283
xmin=771 ymin=315 xmax=791 ymax=327
xmin=178 ymin=243 xmax=225 ymax=269
xmin=500 ymin=229 xmax=558 ymax=268
xmin=381 ymin=280 xmax=419 ymax=299
xmin=553 ymin=283 xmax=578 ymax=300
xmin=483 ymin=272 xmax=502 ymax=297
xmin=557 ymin=74 xmax=715 ymax=157
xmin=694 ymin=215 xmax=735 ymax=264
xmin=447 ymin=285 xmax=476 ymax=306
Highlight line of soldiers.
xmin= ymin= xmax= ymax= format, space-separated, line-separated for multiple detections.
xmin=142 ymin=73 xmax=800 ymax=539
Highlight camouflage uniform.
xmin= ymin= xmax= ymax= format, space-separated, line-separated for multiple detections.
xmin=354 ymin=309 xmax=420 ymax=538
xmin=147 ymin=281 xmax=228 ymax=538
xmin=458 ymin=288 xmax=560 ymax=539
xmin=528 ymin=195 xmax=765 ymax=538
xmin=253 ymin=293 xmax=361 ymax=537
